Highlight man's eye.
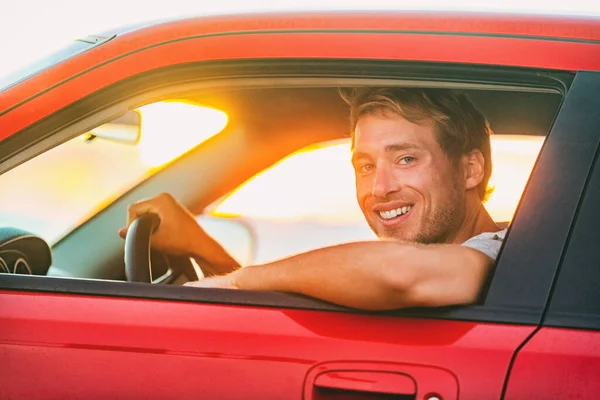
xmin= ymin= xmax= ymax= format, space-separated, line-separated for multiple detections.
xmin=398 ymin=156 xmax=416 ymax=165
xmin=359 ymin=164 xmax=374 ymax=173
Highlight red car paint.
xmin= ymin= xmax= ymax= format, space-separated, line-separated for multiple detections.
xmin=0 ymin=291 xmax=533 ymax=399
xmin=504 ymin=327 xmax=600 ymax=400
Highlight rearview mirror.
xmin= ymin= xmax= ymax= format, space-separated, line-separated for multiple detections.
xmin=87 ymin=110 xmax=141 ymax=145
xmin=196 ymin=215 xmax=255 ymax=267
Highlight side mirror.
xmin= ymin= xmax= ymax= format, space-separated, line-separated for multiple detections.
xmin=87 ymin=110 xmax=141 ymax=145
xmin=196 ymin=215 xmax=255 ymax=267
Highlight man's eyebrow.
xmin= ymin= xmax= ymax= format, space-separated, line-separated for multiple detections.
xmin=351 ymin=144 xmax=422 ymax=163
xmin=384 ymin=143 xmax=421 ymax=152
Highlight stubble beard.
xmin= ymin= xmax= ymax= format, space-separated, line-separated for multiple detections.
xmin=369 ymin=174 xmax=465 ymax=244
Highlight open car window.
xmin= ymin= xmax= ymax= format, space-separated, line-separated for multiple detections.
xmin=0 ymin=101 xmax=227 ymax=244
xmin=0 ymin=82 xmax=560 ymax=285
xmin=210 ymin=134 xmax=544 ymax=264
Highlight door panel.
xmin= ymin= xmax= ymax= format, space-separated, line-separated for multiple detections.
xmin=0 ymin=291 xmax=533 ymax=399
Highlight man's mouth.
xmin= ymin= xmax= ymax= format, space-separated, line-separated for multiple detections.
xmin=377 ymin=205 xmax=414 ymax=221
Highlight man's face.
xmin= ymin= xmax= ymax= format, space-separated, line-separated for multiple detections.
xmin=352 ymin=110 xmax=466 ymax=244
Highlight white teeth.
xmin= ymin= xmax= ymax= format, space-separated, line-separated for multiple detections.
xmin=379 ymin=206 xmax=413 ymax=220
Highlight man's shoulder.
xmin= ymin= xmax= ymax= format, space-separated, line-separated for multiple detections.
xmin=461 ymin=228 xmax=508 ymax=261
xmin=465 ymin=228 xmax=507 ymax=243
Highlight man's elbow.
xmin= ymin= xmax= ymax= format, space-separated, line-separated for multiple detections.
xmin=384 ymin=280 xmax=481 ymax=309
xmin=381 ymin=259 xmax=486 ymax=309
xmin=379 ymin=267 xmax=430 ymax=309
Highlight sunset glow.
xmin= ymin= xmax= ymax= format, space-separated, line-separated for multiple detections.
xmin=137 ymin=102 xmax=228 ymax=168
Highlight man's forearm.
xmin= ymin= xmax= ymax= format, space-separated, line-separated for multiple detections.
xmin=232 ymin=241 xmax=421 ymax=310
xmin=228 ymin=240 xmax=492 ymax=310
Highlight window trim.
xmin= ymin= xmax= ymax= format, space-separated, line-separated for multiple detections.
xmin=0 ymin=274 xmax=542 ymax=324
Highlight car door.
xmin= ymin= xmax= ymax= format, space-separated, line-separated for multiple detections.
xmin=1 ymin=24 xmax=599 ymax=400
xmin=504 ymin=71 xmax=600 ymax=400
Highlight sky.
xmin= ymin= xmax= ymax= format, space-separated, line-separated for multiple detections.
xmin=1 ymin=0 xmax=599 ymax=80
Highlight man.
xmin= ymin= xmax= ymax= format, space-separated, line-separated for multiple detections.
xmin=119 ymin=88 xmax=506 ymax=310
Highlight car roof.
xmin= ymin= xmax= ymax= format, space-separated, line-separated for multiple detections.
xmin=99 ymin=10 xmax=600 ymax=43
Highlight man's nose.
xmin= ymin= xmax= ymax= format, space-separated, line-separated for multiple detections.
xmin=372 ymin=164 xmax=400 ymax=198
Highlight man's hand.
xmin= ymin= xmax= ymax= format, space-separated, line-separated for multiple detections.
xmin=119 ymin=193 xmax=207 ymax=256
xmin=119 ymin=193 xmax=241 ymax=276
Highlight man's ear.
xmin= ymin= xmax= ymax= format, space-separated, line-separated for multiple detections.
xmin=462 ymin=149 xmax=485 ymax=190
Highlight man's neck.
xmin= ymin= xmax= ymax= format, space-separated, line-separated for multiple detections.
xmin=451 ymin=195 xmax=499 ymax=244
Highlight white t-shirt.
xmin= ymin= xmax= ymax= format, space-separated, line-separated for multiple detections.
xmin=462 ymin=229 xmax=507 ymax=260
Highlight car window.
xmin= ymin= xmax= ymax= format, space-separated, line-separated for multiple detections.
xmin=209 ymin=134 xmax=544 ymax=264
xmin=0 ymin=101 xmax=227 ymax=244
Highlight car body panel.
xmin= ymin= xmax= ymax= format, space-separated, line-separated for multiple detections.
xmin=0 ymin=291 xmax=534 ymax=399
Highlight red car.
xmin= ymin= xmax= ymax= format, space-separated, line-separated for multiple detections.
xmin=1 ymin=10 xmax=600 ymax=399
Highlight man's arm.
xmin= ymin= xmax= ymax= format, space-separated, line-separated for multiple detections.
xmin=189 ymin=240 xmax=494 ymax=311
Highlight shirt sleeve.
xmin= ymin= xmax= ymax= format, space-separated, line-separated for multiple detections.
xmin=461 ymin=229 xmax=507 ymax=260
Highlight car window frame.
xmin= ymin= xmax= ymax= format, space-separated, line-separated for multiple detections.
xmin=0 ymin=59 xmax=587 ymax=325
xmin=541 ymin=71 xmax=600 ymax=330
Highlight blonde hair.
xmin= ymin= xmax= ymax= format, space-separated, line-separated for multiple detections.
xmin=341 ymin=87 xmax=493 ymax=201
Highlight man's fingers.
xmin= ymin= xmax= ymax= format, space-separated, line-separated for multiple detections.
xmin=119 ymin=193 xmax=178 ymax=241
xmin=118 ymin=200 xmax=161 ymax=240
xmin=126 ymin=201 xmax=160 ymax=226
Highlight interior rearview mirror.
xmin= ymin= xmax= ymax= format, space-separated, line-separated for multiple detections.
xmin=87 ymin=110 xmax=141 ymax=145
xmin=196 ymin=215 xmax=255 ymax=267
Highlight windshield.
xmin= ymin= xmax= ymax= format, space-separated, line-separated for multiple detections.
xmin=0 ymin=36 xmax=113 ymax=93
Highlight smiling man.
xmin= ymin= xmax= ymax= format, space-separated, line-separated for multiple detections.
xmin=120 ymin=88 xmax=506 ymax=310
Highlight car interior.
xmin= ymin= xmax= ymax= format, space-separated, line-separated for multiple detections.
xmin=0 ymin=74 xmax=565 ymax=290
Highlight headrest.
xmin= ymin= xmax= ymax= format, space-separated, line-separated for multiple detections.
xmin=0 ymin=227 xmax=52 ymax=275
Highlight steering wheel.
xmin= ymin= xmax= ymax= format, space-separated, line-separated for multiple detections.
xmin=124 ymin=214 xmax=197 ymax=283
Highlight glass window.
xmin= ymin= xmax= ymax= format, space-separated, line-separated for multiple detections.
xmin=0 ymin=101 xmax=227 ymax=244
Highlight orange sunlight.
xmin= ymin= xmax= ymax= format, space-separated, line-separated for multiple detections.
xmin=137 ymin=101 xmax=228 ymax=168
xmin=213 ymin=135 xmax=545 ymax=223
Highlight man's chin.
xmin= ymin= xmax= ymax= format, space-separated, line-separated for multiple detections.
xmin=374 ymin=226 xmax=418 ymax=242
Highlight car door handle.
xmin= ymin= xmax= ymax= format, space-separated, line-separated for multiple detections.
xmin=313 ymin=371 xmax=416 ymax=399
